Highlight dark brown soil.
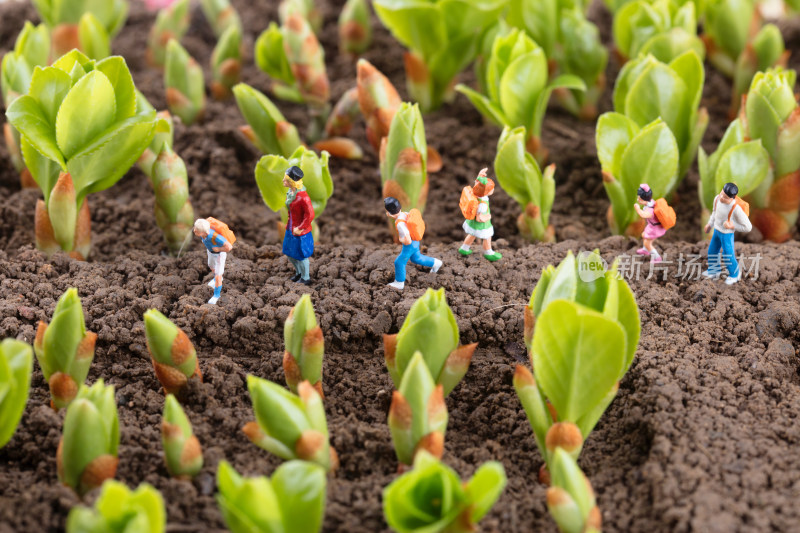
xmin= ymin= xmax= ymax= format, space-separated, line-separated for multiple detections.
xmin=2 ymin=1 xmax=800 ymax=532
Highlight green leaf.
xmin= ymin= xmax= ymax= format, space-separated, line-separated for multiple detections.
xmin=499 ymin=49 xmax=548 ymax=131
xmin=6 ymin=94 xmax=66 ymax=169
xmin=272 ymin=461 xmax=326 ymax=533
xmin=465 ymin=461 xmax=507 ymax=523
xmin=55 ymin=70 xmax=117 ymax=160
xmin=94 ymin=56 xmax=137 ymax=121
xmin=372 ymin=0 xmax=447 ymax=60
xmin=620 ymin=119 xmax=679 ymax=201
xmin=715 ymin=140 xmax=770 ymax=198
xmin=78 ymin=12 xmax=110 ymax=60
xmin=0 ymin=339 xmax=33 ymax=449
xmin=255 ymin=154 xmax=292 ymax=212
xmin=21 ymin=135 xmax=62 ymax=201
xmin=595 ymin=112 xmax=639 ymax=178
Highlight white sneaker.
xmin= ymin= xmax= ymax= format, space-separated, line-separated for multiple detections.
xmin=388 ymin=281 xmax=405 ymax=290
xmin=207 ymin=279 xmax=216 ymax=288
xmin=702 ymin=270 xmax=720 ymax=279
xmin=725 ymin=274 xmax=740 ymax=285
xmin=431 ymin=258 xmax=442 ymax=273
xmin=208 ymin=296 xmax=219 ymax=305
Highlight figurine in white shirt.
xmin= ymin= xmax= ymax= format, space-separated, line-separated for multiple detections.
xmin=384 ymin=197 xmax=442 ymax=290
xmin=703 ymin=182 xmax=752 ymax=285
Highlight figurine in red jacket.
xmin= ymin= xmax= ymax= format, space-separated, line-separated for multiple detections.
xmin=283 ymin=166 xmax=315 ymax=285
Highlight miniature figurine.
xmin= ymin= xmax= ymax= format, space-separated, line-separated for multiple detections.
xmin=632 ymin=184 xmax=675 ymax=263
xmin=193 ymin=217 xmax=235 ymax=304
xmin=458 ymin=167 xmax=502 ymax=261
xmin=384 ymin=197 xmax=442 ymax=290
xmin=283 ymin=166 xmax=315 ymax=285
xmin=703 ymin=182 xmax=752 ymax=284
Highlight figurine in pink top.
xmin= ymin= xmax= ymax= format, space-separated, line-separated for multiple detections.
xmin=633 ymin=184 xmax=667 ymax=263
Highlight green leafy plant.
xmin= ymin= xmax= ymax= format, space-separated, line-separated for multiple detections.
xmin=210 ymin=24 xmax=242 ymax=100
xmin=162 ymin=394 xmax=203 ymax=479
xmin=339 ymin=0 xmax=372 ymax=56
xmin=216 ymin=460 xmax=326 ymax=533
xmin=165 ymin=39 xmax=206 ymax=125
xmin=282 ymin=294 xmax=325 ymax=396
xmin=233 ymin=83 xmax=302 ymax=158
xmin=243 ymin=376 xmax=337 ymax=471
xmin=703 ymin=0 xmax=786 ymax=116
xmin=384 ymin=288 xmax=476 ymax=397
xmin=146 ymin=0 xmax=190 ymax=68
xmin=32 ymin=0 xmax=127 ymax=58
xmin=200 ymin=0 xmax=242 ymax=38
xmin=1 ymin=22 xmax=50 ymax=189
xmin=5 ymin=50 xmax=161 ymax=259
xmin=699 ymin=67 xmax=800 ymax=242
xmin=58 ymin=380 xmax=119 ymax=496
xmin=456 ymin=29 xmax=586 ymax=164
xmin=0 ymin=339 xmax=33 ymax=449
xmin=388 ymin=352 xmax=447 ymax=466
xmin=605 ymin=0 xmax=700 ymax=11
xmin=149 ymin=145 xmax=194 ymax=255
xmin=66 ymin=481 xmax=165 ymax=533
xmin=279 ymin=0 xmax=323 ymax=34
xmin=613 ymin=0 xmax=705 ymax=63
xmin=546 ymin=448 xmax=602 ymax=533
xmin=494 ymin=126 xmax=556 ymax=242
xmin=596 ymin=116 xmax=680 ymax=235
xmin=383 ymin=450 xmax=507 ymax=533
xmin=136 ymin=90 xmax=174 ymax=179
xmin=34 ymin=288 xmax=96 ymax=409
xmin=254 ymin=145 xmax=333 ymax=239
xmin=144 ymin=309 xmax=202 ymax=395
xmin=373 ymin=0 xmax=508 ymax=112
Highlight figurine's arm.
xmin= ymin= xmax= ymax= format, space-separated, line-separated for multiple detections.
xmin=730 ymin=206 xmax=752 ymax=233
xmin=396 ymin=221 xmax=412 ymax=245
xmin=475 ymin=201 xmax=490 ymax=223
xmin=705 ymin=196 xmax=718 ymax=233
xmin=211 ymin=233 xmax=231 ymax=253
xmin=633 ymin=204 xmax=647 ymax=218
xmin=292 ymin=195 xmax=315 ymax=235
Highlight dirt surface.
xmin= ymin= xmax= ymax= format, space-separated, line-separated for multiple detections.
xmin=2 ymin=1 xmax=800 ymax=532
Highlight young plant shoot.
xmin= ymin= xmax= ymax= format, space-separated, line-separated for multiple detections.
xmin=546 ymin=448 xmax=602 ymax=533
xmin=384 ymin=288 xmax=476 ymax=397
xmin=279 ymin=0 xmax=322 ymax=33
xmin=380 ymin=103 xmax=429 ymax=220
xmin=58 ymin=380 xmax=120 ymax=496
xmin=162 ymin=394 xmax=203 ymax=479
xmin=357 ymin=58 xmax=401 ymax=153
xmin=32 ymin=0 xmax=127 ymax=58
xmin=243 ymin=376 xmax=337 ymax=471
xmin=66 ymin=481 xmax=166 ymax=533
xmin=149 ymin=145 xmax=194 ymax=255
xmin=136 ymin=90 xmax=174 ymax=178
xmin=283 ymin=294 xmax=324 ymax=396
xmin=146 ymin=0 xmax=190 ymax=69
xmin=144 ymin=309 xmax=202 ymax=395
xmin=1 ymin=22 xmax=50 ymax=189
xmin=216 ymin=460 xmax=326 ymax=533
xmin=699 ymin=68 xmax=799 ymax=242
xmin=5 ymin=50 xmax=162 ymax=259
xmin=389 ymin=352 xmax=447 ymax=466
xmin=494 ymin=126 xmax=556 ymax=242
xmin=254 ymin=145 xmax=333 ymax=239
xmin=613 ymin=0 xmax=705 ymax=64
xmin=200 ymin=0 xmax=242 ymax=38
xmin=233 ymin=83 xmax=302 ymax=158
xmin=373 ymin=0 xmax=508 ymax=112
xmin=210 ymin=24 xmax=242 ymax=100
xmin=34 ymin=288 xmax=96 ymax=409
xmin=339 ymin=0 xmax=372 ymax=56
xmin=456 ymin=29 xmax=586 ymax=164
xmin=0 ymin=339 xmax=33 ymax=449
xmin=383 ymin=450 xmax=507 ymax=533
xmin=164 ymin=39 xmax=206 ymax=125
xmin=313 ymin=87 xmax=364 ymax=160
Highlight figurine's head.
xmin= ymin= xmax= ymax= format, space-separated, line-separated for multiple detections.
xmin=193 ymin=218 xmax=210 ymax=238
xmin=473 ymin=175 xmax=495 ymax=197
xmin=720 ymin=182 xmax=738 ymax=204
xmin=283 ymin=166 xmax=304 ymax=189
xmin=384 ymin=197 xmax=401 ymax=219
xmin=636 ymin=184 xmax=652 ymax=204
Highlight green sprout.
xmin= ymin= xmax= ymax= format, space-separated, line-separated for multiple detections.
xmin=32 ymin=0 xmax=127 ymax=58
xmin=66 ymin=481 xmax=166 ymax=533
xmin=233 ymin=83 xmax=302 ymax=158
xmin=0 ymin=339 xmax=33 ymax=449
xmin=357 ymin=58 xmax=402 ymax=153
xmin=162 ymin=394 xmax=203 ymax=479
xmin=144 ymin=309 xmax=202 ymax=395
xmin=146 ymin=0 xmax=190 ymax=69
xmin=164 ymin=39 xmax=206 ymax=125
xmin=254 ymin=145 xmax=333 ymax=240
xmin=1 ymin=22 xmax=50 ymax=189
xmin=243 ymin=376 xmax=337 ymax=471
xmin=210 ymin=24 xmax=242 ymax=100
xmin=373 ymin=0 xmax=509 ymax=112
xmin=456 ymin=29 xmax=586 ymax=165
xmin=149 ymin=144 xmax=194 ymax=255
xmin=200 ymin=0 xmax=242 ymax=38
xmin=339 ymin=0 xmax=372 ymax=56
xmin=613 ymin=0 xmax=705 ymax=64
xmin=388 ymin=352 xmax=447 ymax=466
xmin=384 ymin=288 xmax=476 ymax=397
xmin=58 ymin=380 xmax=120 ymax=496
xmin=34 ymin=288 xmax=96 ymax=409
xmin=494 ymin=126 xmax=557 ymax=242
xmin=313 ymin=87 xmax=364 ymax=160
xmin=279 ymin=0 xmax=323 ymax=34
xmin=5 ymin=50 xmax=162 ymax=259
xmin=383 ymin=450 xmax=507 ymax=533
xmin=283 ymin=294 xmax=325 ymax=396
xmin=380 ymin=102 xmax=429 ymax=218
xmin=216 ymin=460 xmax=326 ymax=533
xmin=699 ymin=67 xmax=799 ymax=242
xmin=546 ymin=448 xmax=602 ymax=533
xmin=136 ymin=90 xmax=174 ymax=179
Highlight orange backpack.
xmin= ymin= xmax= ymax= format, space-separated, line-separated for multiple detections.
xmin=207 ymin=217 xmax=236 ymax=245
xmin=460 ymin=186 xmax=479 ymax=220
xmin=653 ymin=198 xmax=676 ymax=230
xmin=396 ymin=209 xmax=425 ymax=241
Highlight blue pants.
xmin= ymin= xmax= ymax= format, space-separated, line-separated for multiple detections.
xmin=708 ymin=230 xmax=739 ymax=278
xmin=394 ymin=241 xmax=435 ymax=282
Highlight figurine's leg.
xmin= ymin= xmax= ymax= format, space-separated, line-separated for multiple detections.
xmin=409 ymin=241 xmax=435 ymax=269
xmin=480 ymin=235 xmax=502 ymax=261
xmin=703 ymin=231 xmax=722 ymax=278
xmin=644 ymin=238 xmax=660 ymax=262
xmin=393 ymin=244 xmax=414 ymax=284
xmin=299 ymin=259 xmax=310 ymax=281
xmin=459 ymin=234 xmax=475 ymax=256
xmin=720 ymin=232 xmax=739 ymax=280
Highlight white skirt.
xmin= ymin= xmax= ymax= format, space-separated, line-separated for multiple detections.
xmin=463 ymin=220 xmax=494 ymax=239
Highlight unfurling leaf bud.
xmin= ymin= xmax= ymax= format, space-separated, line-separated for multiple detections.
xmin=339 ymin=0 xmax=372 ymax=56
xmin=0 ymin=339 xmax=33 ymax=449
xmin=162 ymin=394 xmax=203 ymax=478
xmin=165 ymin=39 xmax=206 ymax=125
xmin=150 ymin=145 xmax=194 ymax=255
xmin=144 ymin=309 xmax=202 ymax=395
xmin=210 ymin=24 xmax=242 ymax=100
xmin=283 ymin=294 xmax=324 ymax=396
xmin=66 ymin=481 xmax=166 ymax=533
